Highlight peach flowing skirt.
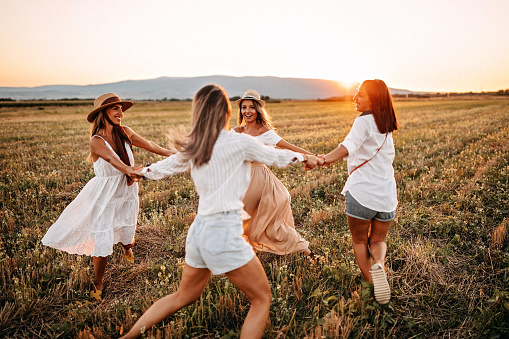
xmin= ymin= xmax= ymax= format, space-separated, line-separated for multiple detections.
xmin=242 ymin=162 xmax=309 ymax=254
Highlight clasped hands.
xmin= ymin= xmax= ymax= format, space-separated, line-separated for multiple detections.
xmin=127 ymin=155 xmax=330 ymax=179
xmin=127 ymin=165 xmax=145 ymax=182
xmin=303 ymin=154 xmax=330 ymax=170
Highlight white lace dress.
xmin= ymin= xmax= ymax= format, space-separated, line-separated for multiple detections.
xmin=42 ymin=136 xmax=139 ymax=257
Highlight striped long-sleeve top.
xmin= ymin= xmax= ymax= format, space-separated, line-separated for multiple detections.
xmin=142 ymin=129 xmax=304 ymax=216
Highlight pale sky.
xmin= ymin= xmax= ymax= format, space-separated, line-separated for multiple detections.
xmin=1 ymin=0 xmax=508 ymax=93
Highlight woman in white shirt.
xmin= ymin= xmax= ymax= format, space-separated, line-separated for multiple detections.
xmin=121 ymin=84 xmax=322 ymax=338
xmin=233 ymin=90 xmax=315 ymax=256
xmin=323 ymin=80 xmax=398 ymax=305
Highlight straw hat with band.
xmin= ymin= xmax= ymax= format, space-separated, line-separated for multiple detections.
xmin=87 ymin=93 xmax=134 ymax=123
xmin=88 ymin=92 xmax=135 ymax=185
xmin=236 ymin=89 xmax=265 ymax=107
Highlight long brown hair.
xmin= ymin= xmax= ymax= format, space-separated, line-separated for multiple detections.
xmin=87 ymin=111 xmax=109 ymax=162
xmin=237 ymin=100 xmax=274 ymax=129
xmin=88 ymin=109 xmax=134 ymax=184
xmin=361 ymin=79 xmax=398 ymax=133
xmin=175 ymin=84 xmax=231 ymax=167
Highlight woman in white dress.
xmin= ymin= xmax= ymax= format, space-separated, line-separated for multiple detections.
xmin=120 ymin=84 xmax=323 ymax=338
xmin=323 ymin=80 xmax=398 ymax=304
xmin=233 ymin=90 xmax=315 ymax=255
xmin=42 ymin=93 xmax=173 ymax=301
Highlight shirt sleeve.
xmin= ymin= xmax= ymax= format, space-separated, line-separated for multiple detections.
xmin=339 ymin=117 xmax=370 ymax=156
xmin=256 ymin=130 xmax=283 ymax=146
xmin=141 ymin=152 xmax=190 ymax=180
xmin=242 ymin=134 xmax=303 ymax=166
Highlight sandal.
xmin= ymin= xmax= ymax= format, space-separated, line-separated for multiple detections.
xmin=370 ymin=263 xmax=390 ymax=304
xmin=90 ymin=289 xmax=102 ymax=301
xmin=124 ymin=248 xmax=134 ymax=263
xmin=122 ymin=241 xmax=135 ymax=263
xmin=306 ymin=251 xmax=321 ymax=264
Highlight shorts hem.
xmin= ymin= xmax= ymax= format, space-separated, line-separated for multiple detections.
xmin=184 ymin=260 xmax=208 ymax=270
xmin=210 ymin=251 xmax=255 ymax=276
xmin=345 ymin=211 xmax=372 ymax=221
xmin=374 ymin=215 xmax=395 ymax=222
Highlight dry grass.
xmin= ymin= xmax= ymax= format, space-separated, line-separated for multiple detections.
xmin=1 ymin=98 xmax=508 ymax=338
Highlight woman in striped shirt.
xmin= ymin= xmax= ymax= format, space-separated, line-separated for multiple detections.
xmin=121 ymin=84 xmax=323 ymax=338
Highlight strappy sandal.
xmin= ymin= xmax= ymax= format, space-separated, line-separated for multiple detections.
xmin=122 ymin=241 xmax=135 ymax=263
xmin=124 ymin=248 xmax=134 ymax=263
xmin=90 ymin=288 xmax=102 ymax=301
xmin=305 ymin=251 xmax=321 ymax=264
xmin=370 ymin=263 xmax=390 ymax=304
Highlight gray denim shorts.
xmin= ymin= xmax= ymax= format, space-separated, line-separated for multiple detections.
xmin=345 ymin=191 xmax=395 ymax=222
xmin=185 ymin=210 xmax=255 ymax=275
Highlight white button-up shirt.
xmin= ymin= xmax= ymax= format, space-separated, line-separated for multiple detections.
xmin=142 ymin=129 xmax=304 ymax=216
xmin=340 ymin=114 xmax=398 ymax=212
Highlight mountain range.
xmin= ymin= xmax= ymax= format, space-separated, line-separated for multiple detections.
xmin=0 ymin=75 xmax=418 ymax=100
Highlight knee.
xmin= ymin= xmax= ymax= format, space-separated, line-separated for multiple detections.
xmin=262 ymin=286 xmax=272 ymax=304
xmin=350 ymin=231 xmax=369 ymax=245
xmin=250 ymin=284 xmax=272 ymax=307
xmin=260 ymin=284 xmax=272 ymax=305
xmin=352 ymin=238 xmax=369 ymax=246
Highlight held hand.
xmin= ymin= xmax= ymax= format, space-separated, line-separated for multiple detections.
xmin=303 ymin=154 xmax=320 ymax=170
xmin=318 ymin=154 xmax=330 ymax=167
xmin=126 ymin=165 xmax=143 ymax=182
xmin=134 ymin=166 xmax=145 ymax=177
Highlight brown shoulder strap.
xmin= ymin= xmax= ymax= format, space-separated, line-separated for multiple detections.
xmin=349 ymin=133 xmax=388 ymax=175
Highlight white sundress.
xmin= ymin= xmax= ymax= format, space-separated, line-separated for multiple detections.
xmin=42 ymin=136 xmax=139 ymax=257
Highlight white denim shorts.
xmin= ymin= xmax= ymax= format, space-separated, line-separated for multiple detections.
xmin=185 ymin=210 xmax=255 ymax=275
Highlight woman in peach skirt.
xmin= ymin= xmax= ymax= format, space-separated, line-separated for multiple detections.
xmin=233 ymin=90 xmax=314 ymax=255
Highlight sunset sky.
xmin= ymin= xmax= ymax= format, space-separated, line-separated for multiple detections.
xmin=1 ymin=0 xmax=508 ymax=93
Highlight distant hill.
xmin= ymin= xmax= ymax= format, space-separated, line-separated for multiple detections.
xmin=0 ymin=75 xmax=418 ymax=100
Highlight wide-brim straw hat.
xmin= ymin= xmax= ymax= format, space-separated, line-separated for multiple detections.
xmin=236 ymin=89 xmax=265 ymax=107
xmin=87 ymin=93 xmax=134 ymax=122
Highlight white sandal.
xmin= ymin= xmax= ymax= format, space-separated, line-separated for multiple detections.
xmin=370 ymin=263 xmax=390 ymax=304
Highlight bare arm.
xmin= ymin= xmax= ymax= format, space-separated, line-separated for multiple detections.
xmin=276 ymin=139 xmax=315 ymax=155
xmin=323 ymin=145 xmax=349 ymax=164
xmin=90 ymin=137 xmax=140 ymax=179
xmin=124 ymin=126 xmax=174 ymax=156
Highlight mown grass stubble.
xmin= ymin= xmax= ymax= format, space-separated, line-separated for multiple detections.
xmin=1 ymin=98 xmax=508 ymax=338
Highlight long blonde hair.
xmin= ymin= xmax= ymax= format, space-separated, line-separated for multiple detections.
xmin=175 ymin=84 xmax=231 ymax=167
xmin=238 ymin=100 xmax=274 ymax=129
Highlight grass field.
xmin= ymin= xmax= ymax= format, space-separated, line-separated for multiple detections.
xmin=1 ymin=97 xmax=508 ymax=338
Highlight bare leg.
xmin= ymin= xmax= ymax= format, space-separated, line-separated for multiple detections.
xmin=93 ymin=256 xmax=108 ymax=291
xmin=121 ymin=264 xmax=211 ymax=339
xmin=368 ymin=219 xmax=392 ymax=304
xmin=347 ymin=216 xmax=372 ymax=282
xmin=368 ymin=219 xmax=392 ymax=267
xmin=225 ymin=256 xmax=272 ymax=339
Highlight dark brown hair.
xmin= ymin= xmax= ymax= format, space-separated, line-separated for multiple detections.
xmin=361 ymin=79 xmax=398 ymax=133
xmin=89 ymin=109 xmax=133 ymax=184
